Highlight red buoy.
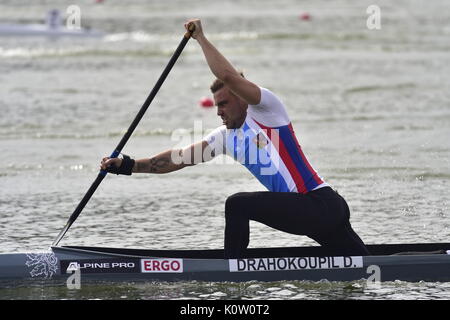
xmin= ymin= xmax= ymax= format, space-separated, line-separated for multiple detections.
xmin=299 ymin=12 xmax=311 ymax=21
xmin=199 ymin=97 xmax=214 ymax=108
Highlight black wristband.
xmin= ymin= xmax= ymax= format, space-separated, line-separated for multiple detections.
xmin=106 ymin=154 xmax=135 ymax=175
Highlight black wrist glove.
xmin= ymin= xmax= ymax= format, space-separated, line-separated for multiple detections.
xmin=106 ymin=154 xmax=135 ymax=175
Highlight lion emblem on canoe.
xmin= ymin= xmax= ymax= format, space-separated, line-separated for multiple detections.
xmin=25 ymin=253 xmax=58 ymax=278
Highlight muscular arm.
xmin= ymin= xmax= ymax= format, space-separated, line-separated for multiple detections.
xmin=133 ymin=149 xmax=183 ymax=174
xmin=101 ymin=141 xmax=212 ymax=174
xmin=131 ymin=140 xmax=213 ymax=174
xmin=187 ymin=19 xmax=261 ymax=105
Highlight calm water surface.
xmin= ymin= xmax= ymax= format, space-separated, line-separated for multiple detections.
xmin=0 ymin=0 xmax=449 ymax=299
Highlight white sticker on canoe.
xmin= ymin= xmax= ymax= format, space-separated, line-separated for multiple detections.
xmin=229 ymin=256 xmax=363 ymax=272
xmin=140 ymin=258 xmax=183 ymax=273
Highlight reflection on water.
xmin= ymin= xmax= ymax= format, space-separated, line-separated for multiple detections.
xmin=1 ymin=279 xmax=449 ymax=300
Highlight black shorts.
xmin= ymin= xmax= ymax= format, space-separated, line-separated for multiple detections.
xmin=224 ymin=187 xmax=370 ymax=258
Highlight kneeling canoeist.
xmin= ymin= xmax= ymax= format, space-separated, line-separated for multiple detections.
xmin=100 ymin=19 xmax=370 ymax=258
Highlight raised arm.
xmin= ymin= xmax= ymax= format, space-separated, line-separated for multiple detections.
xmin=185 ymin=19 xmax=261 ymax=105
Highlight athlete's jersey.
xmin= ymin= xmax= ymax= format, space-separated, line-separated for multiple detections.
xmin=204 ymin=87 xmax=328 ymax=193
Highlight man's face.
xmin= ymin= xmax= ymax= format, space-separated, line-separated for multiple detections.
xmin=213 ymin=87 xmax=247 ymax=129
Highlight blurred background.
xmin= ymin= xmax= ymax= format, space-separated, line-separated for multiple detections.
xmin=0 ymin=0 xmax=449 ymax=253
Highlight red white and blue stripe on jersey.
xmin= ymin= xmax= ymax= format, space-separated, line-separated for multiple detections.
xmin=225 ymin=116 xmax=325 ymax=194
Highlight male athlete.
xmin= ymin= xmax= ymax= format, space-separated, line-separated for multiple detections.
xmin=101 ymin=19 xmax=370 ymax=258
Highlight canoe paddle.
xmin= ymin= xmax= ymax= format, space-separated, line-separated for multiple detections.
xmin=51 ymin=23 xmax=195 ymax=247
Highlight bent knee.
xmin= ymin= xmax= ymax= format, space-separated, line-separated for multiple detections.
xmin=225 ymin=192 xmax=251 ymax=214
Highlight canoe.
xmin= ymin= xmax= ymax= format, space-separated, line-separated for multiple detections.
xmin=0 ymin=243 xmax=448 ymax=284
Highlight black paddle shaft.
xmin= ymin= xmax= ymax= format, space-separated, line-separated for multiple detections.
xmin=52 ymin=26 xmax=195 ymax=247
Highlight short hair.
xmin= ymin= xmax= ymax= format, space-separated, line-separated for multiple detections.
xmin=210 ymin=71 xmax=245 ymax=94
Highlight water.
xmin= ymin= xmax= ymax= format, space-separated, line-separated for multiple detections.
xmin=0 ymin=0 xmax=449 ymax=300
xmin=1 ymin=280 xmax=449 ymax=300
